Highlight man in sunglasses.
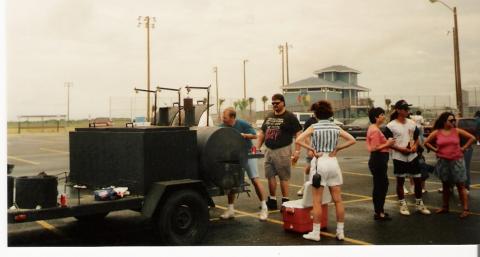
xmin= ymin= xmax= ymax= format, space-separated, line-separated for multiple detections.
xmin=384 ymin=100 xmax=431 ymax=216
xmin=256 ymin=94 xmax=302 ymax=210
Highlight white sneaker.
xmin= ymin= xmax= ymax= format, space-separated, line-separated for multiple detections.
xmin=220 ymin=209 xmax=235 ymax=219
xmin=259 ymin=208 xmax=268 ymax=221
xmin=297 ymin=186 xmax=304 ymax=196
xmin=404 ymin=186 xmax=410 ymax=195
xmin=416 ymin=201 xmax=431 ymax=215
xmin=303 ymin=231 xmax=320 ymax=241
xmin=400 ymin=203 xmax=411 ymax=216
xmin=336 ymin=231 xmax=345 ymax=241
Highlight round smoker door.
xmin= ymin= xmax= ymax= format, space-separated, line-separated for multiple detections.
xmin=195 ymin=127 xmax=248 ymax=190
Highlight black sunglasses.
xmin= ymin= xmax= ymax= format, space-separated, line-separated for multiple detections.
xmin=448 ymin=119 xmax=456 ymax=123
xmin=271 ymin=101 xmax=282 ymax=105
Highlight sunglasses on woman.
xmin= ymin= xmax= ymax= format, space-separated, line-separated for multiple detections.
xmin=271 ymin=101 xmax=282 ymax=105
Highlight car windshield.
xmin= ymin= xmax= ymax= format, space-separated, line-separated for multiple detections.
xmin=299 ymin=114 xmax=311 ymax=122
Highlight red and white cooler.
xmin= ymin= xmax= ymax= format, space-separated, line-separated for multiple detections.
xmin=281 ymin=182 xmax=330 ymax=233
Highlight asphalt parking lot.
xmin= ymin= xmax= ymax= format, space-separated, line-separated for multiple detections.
xmin=6 ymin=132 xmax=480 ymax=246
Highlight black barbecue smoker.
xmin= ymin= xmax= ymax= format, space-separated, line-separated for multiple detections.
xmin=8 ymin=123 xmax=261 ymax=245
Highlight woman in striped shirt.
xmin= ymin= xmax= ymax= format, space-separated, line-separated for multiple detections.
xmin=296 ymin=100 xmax=356 ymax=242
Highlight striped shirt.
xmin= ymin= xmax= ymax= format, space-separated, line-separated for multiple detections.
xmin=311 ymin=119 xmax=340 ymax=153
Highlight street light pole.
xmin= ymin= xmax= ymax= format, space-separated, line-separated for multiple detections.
xmin=138 ymin=16 xmax=156 ymax=122
xmin=285 ymin=42 xmax=290 ymax=85
xmin=64 ymin=82 xmax=73 ymax=125
xmin=429 ymin=0 xmax=463 ymax=117
xmin=278 ymin=45 xmax=285 ymax=87
xmin=243 ymin=60 xmax=248 ymax=99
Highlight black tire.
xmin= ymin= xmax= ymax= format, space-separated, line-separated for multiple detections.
xmin=156 ymin=189 xmax=209 ymax=245
xmin=74 ymin=212 xmax=109 ymax=222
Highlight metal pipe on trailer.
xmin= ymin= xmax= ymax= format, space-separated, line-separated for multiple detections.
xmin=185 ymin=85 xmax=211 ymax=126
xmin=156 ymin=86 xmax=182 ymax=126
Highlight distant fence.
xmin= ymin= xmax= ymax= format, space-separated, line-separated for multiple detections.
xmin=16 ymin=115 xmax=67 ymax=134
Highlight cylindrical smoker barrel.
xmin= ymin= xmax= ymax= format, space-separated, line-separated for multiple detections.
xmin=158 ymin=107 xmax=170 ymax=126
xmin=15 ymin=175 xmax=58 ymax=209
xmin=195 ymin=127 xmax=248 ymax=190
xmin=184 ymin=98 xmax=195 ymax=127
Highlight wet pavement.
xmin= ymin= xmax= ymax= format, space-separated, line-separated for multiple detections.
xmin=6 ymin=132 xmax=480 ymax=246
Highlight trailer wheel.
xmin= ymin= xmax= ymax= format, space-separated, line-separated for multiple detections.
xmin=156 ymin=189 xmax=209 ymax=245
xmin=74 ymin=212 xmax=109 ymax=222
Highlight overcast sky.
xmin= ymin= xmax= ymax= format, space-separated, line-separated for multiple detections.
xmin=5 ymin=0 xmax=480 ymax=120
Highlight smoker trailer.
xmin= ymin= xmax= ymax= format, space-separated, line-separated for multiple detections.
xmin=8 ymin=126 xmax=261 ymax=245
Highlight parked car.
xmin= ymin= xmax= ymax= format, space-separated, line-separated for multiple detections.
xmin=457 ymin=118 xmax=477 ymax=136
xmin=292 ymin=112 xmax=344 ymax=129
xmin=89 ymin=117 xmax=113 ymax=127
xmin=423 ymin=117 xmax=475 ymax=139
xmin=341 ymin=117 xmax=370 ymax=139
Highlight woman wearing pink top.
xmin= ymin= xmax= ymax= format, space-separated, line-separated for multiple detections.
xmin=366 ymin=108 xmax=395 ymax=221
xmin=424 ymin=112 xmax=475 ymax=218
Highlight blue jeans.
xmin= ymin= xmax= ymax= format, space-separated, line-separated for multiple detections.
xmin=463 ymin=147 xmax=473 ymax=189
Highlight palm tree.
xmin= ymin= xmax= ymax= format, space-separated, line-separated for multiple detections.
xmin=261 ymin=96 xmax=268 ymax=118
xmin=248 ymin=97 xmax=254 ymax=113
xmin=367 ymin=98 xmax=374 ymax=108
xmin=385 ymin=99 xmax=391 ymax=112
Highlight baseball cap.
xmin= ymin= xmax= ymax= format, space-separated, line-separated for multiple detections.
xmin=394 ymin=99 xmax=412 ymax=110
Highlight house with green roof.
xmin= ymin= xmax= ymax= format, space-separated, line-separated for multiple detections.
xmin=282 ymin=65 xmax=370 ymax=119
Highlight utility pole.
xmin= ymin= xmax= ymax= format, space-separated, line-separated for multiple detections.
xmin=429 ymin=1 xmax=463 ymax=116
xmin=64 ymin=82 xmax=73 ymax=124
xmin=137 ymin=16 xmax=156 ymax=122
xmin=285 ymin=42 xmax=291 ymax=85
xmin=278 ymin=45 xmax=285 ymax=87
xmin=453 ymin=7 xmax=463 ymax=117
xmin=243 ymin=59 xmax=248 ymax=99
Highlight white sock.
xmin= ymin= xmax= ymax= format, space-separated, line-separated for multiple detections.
xmin=228 ymin=204 xmax=234 ymax=212
xmin=269 ymin=196 xmax=276 ymax=200
xmin=312 ymin=223 xmax=321 ymax=233
xmin=416 ymin=198 xmax=422 ymax=204
xmin=399 ymin=199 xmax=407 ymax=205
xmin=260 ymin=200 xmax=267 ymax=210
xmin=336 ymin=222 xmax=344 ymax=233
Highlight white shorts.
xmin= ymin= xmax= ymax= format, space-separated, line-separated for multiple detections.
xmin=309 ymin=155 xmax=343 ymax=187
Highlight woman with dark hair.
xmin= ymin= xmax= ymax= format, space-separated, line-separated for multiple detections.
xmin=366 ymin=107 xmax=395 ymax=220
xmin=424 ymin=112 xmax=475 ymax=218
xmin=296 ymin=100 xmax=356 ymax=241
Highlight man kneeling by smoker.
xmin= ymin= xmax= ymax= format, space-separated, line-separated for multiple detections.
xmin=219 ymin=107 xmax=269 ymax=221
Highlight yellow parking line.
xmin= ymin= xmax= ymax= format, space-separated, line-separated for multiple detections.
xmin=257 ymin=178 xmax=372 ymax=200
xmin=342 ymin=170 xmax=442 ymax=185
xmin=40 ymin=147 xmax=69 ymax=154
xmin=36 ymin=220 xmax=67 ymax=237
xmin=384 ymin=199 xmax=480 ymax=216
xmin=7 ymin=155 xmax=40 ymax=165
xmin=215 ymin=204 xmax=371 ymax=245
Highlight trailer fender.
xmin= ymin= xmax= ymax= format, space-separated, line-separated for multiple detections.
xmin=141 ymin=179 xmax=214 ymax=219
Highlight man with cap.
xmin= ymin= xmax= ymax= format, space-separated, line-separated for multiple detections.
xmin=384 ymin=100 xmax=431 ymax=216
xmin=256 ymin=94 xmax=302 ymax=210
